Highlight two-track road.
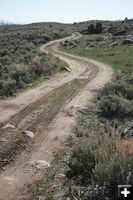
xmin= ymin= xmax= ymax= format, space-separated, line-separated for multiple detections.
xmin=0 ymin=34 xmax=113 ymax=200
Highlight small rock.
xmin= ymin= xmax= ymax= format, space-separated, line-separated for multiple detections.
xmin=23 ymin=131 xmax=35 ymax=139
xmin=2 ymin=123 xmax=16 ymax=129
xmin=96 ymin=85 xmax=103 ymax=90
xmin=122 ymin=39 xmax=133 ymax=45
xmin=77 ymin=75 xmax=90 ymax=80
xmin=3 ymin=176 xmax=15 ymax=184
xmin=45 ymin=76 xmax=50 ymax=80
xmin=121 ymin=126 xmax=133 ymax=139
xmin=0 ymin=139 xmax=7 ymax=143
xmin=36 ymin=160 xmax=50 ymax=170
xmin=56 ymin=173 xmax=65 ymax=179
xmin=28 ymin=160 xmax=50 ymax=170
xmin=67 ymin=105 xmax=82 ymax=116
xmin=91 ymin=85 xmax=103 ymax=91
xmin=65 ymin=67 xmax=71 ymax=72
xmin=110 ymin=42 xmax=118 ymax=47
xmin=114 ymin=30 xmax=126 ymax=36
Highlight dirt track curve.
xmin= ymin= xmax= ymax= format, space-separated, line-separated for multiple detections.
xmin=0 ymin=34 xmax=113 ymax=200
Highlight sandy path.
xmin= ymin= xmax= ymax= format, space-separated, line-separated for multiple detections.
xmin=0 ymin=34 xmax=113 ymax=200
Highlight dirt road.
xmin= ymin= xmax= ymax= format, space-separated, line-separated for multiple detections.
xmin=0 ymin=34 xmax=80 ymax=125
xmin=0 ymin=34 xmax=113 ymax=200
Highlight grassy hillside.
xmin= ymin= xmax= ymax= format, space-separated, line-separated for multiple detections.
xmin=61 ymin=34 xmax=133 ymax=70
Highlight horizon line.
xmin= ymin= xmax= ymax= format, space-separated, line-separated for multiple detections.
xmin=0 ymin=17 xmax=132 ymax=26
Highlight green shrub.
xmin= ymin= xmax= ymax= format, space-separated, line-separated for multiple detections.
xmin=0 ymin=80 xmax=16 ymax=96
xmin=66 ymin=132 xmax=133 ymax=200
xmin=99 ymin=95 xmax=122 ymax=118
xmin=93 ymin=155 xmax=133 ymax=199
xmin=0 ymin=55 xmax=12 ymax=65
xmin=95 ymin=22 xmax=103 ymax=34
xmin=99 ymin=95 xmax=133 ymax=118
xmin=0 ymin=49 xmax=10 ymax=56
xmin=66 ymin=144 xmax=95 ymax=184
xmin=126 ymin=86 xmax=133 ymax=100
xmin=98 ymin=82 xmax=133 ymax=100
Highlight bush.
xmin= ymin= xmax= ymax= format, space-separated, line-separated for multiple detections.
xmin=98 ymin=82 xmax=133 ymax=100
xmin=98 ymin=83 xmax=126 ymax=98
xmin=126 ymin=86 xmax=133 ymax=100
xmin=95 ymin=23 xmax=103 ymax=34
xmin=0 ymin=49 xmax=10 ymax=56
xmin=81 ymin=23 xmax=103 ymax=35
xmin=66 ymin=145 xmax=95 ymax=184
xmin=99 ymin=95 xmax=133 ymax=118
xmin=0 ymin=55 xmax=12 ymax=65
xmin=66 ymin=133 xmax=133 ymax=200
xmin=0 ymin=80 xmax=16 ymax=96
xmin=99 ymin=95 xmax=122 ymax=118
xmin=93 ymin=155 xmax=133 ymax=199
xmin=88 ymin=24 xmax=95 ymax=34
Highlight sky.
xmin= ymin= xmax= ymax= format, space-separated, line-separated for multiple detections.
xmin=0 ymin=0 xmax=133 ymax=24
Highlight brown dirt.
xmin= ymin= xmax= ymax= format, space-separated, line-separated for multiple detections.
xmin=0 ymin=34 xmax=113 ymax=200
